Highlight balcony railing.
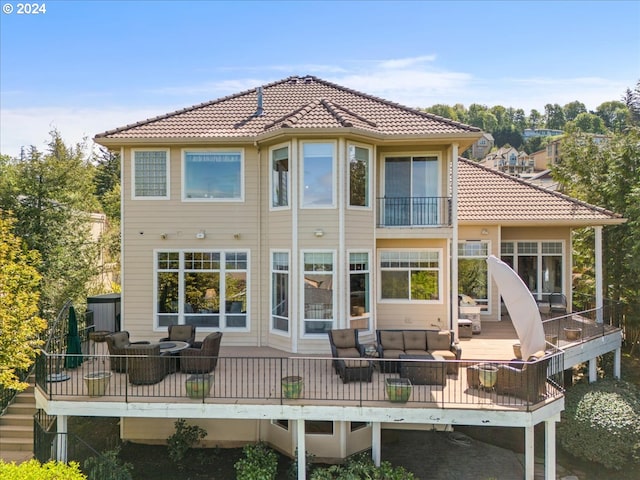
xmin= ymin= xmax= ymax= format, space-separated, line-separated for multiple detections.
xmin=35 ymin=351 xmax=564 ymax=412
xmin=376 ymin=197 xmax=451 ymax=227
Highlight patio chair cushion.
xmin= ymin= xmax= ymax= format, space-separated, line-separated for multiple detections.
xmin=380 ymin=331 xmax=404 ymax=350
xmin=426 ymin=330 xmax=451 ymax=351
xmin=111 ymin=332 xmax=130 ymax=349
xmin=403 ymin=331 xmax=427 ymax=351
xmin=331 ymin=329 xmax=357 ymax=349
xmin=161 ymin=324 xmax=196 ymax=346
xmin=380 ymin=349 xmax=405 ymax=359
xmin=336 ymin=347 xmax=361 ymax=358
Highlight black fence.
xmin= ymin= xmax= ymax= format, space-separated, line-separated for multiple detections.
xmin=376 ymin=197 xmax=451 ymax=227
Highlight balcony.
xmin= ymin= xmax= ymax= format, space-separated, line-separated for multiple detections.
xmin=376 ymin=197 xmax=451 ymax=228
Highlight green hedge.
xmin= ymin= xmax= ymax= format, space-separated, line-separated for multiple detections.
xmin=558 ymin=379 xmax=640 ymax=470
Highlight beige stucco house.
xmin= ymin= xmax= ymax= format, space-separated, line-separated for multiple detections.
xmin=34 ymin=76 xmax=625 ymax=479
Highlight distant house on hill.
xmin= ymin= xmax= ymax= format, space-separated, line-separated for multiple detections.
xmin=479 ymin=146 xmax=533 ymax=176
xmin=469 ymin=132 xmax=494 ymax=160
xmin=522 ymin=128 xmax=564 ymax=139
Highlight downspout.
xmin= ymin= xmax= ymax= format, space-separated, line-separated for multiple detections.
xmin=291 ymin=140 xmax=299 ymax=353
xmin=451 ymin=144 xmax=459 ymax=331
xmin=338 ymin=138 xmax=345 ymax=328
xmin=256 ymin=141 xmax=263 ymax=345
xmin=120 ymin=147 xmax=125 ymax=331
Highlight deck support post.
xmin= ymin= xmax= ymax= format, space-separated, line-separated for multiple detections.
xmin=296 ymin=419 xmax=306 ymax=479
xmin=56 ymin=414 xmax=68 ymax=462
xmin=594 ymin=226 xmax=603 ymax=323
xmin=371 ymin=422 xmax=381 ymax=466
xmin=589 ymin=358 xmax=598 ymax=382
xmin=524 ymin=425 xmax=534 ymax=480
xmin=545 ymin=418 xmax=557 ymax=480
xmin=614 ymin=346 xmax=621 ymax=379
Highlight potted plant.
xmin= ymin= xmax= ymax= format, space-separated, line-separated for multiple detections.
xmin=564 ymin=327 xmax=582 ymax=341
xmin=385 ymin=377 xmax=412 ymax=403
xmin=281 ymin=376 xmax=303 ymax=399
xmin=477 ymin=364 xmax=498 ymax=389
xmin=185 ymin=374 xmax=213 ymax=399
xmin=83 ymin=371 xmax=112 ymax=396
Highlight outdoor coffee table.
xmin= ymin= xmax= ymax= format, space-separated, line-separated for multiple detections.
xmin=399 ymin=354 xmax=446 ymax=385
xmin=158 ymin=341 xmax=189 ymax=354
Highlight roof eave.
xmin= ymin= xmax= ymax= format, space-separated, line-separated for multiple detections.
xmin=459 ymin=218 xmax=626 ymax=227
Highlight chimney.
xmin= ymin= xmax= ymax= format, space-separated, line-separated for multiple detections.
xmin=254 ymin=87 xmax=264 ymax=117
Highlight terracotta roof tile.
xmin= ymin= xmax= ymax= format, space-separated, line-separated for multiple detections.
xmin=95 ymin=75 xmax=480 ymax=140
xmin=458 ymin=159 xmax=622 ymax=223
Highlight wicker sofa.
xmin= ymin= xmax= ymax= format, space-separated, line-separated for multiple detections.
xmin=105 ymin=331 xmax=150 ymax=373
xmin=466 ymin=350 xmax=549 ymax=403
xmin=376 ymin=329 xmax=461 ymax=374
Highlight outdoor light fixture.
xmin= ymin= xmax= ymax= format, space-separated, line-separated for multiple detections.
xmin=314 ymin=229 xmax=324 ymax=237
xmin=196 ymin=231 xmax=206 ymax=239
xmin=481 ymin=229 xmax=489 ymax=235
xmin=233 ymin=233 xmax=241 ymax=240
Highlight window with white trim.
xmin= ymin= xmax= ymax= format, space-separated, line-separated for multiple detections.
xmin=501 ymin=241 xmax=563 ymax=298
xmin=183 ymin=150 xmax=243 ymax=200
xmin=133 ymin=149 xmax=169 ymax=199
xmin=156 ymin=250 xmax=248 ymax=330
xmin=458 ymin=241 xmax=489 ymax=309
xmin=380 ymin=250 xmax=441 ymax=301
xmin=349 ymin=252 xmax=370 ymax=330
xmin=348 ymin=144 xmax=370 ymax=207
xmin=271 ymin=145 xmax=289 ymax=208
xmin=271 ymin=251 xmax=289 ymax=333
xmin=303 ymin=251 xmax=334 ymax=334
xmin=301 ymin=142 xmax=335 ymax=207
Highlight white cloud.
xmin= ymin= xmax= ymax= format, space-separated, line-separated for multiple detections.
xmin=378 ymin=55 xmax=437 ymax=69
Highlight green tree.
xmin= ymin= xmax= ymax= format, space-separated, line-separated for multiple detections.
xmin=513 ymin=108 xmax=527 ymax=131
xmin=552 ymin=126 xmax=640 ymax=306
xmin=0 ymin=459 xmax=86 ymax=479
xmin=528 ymin=109 xmax=542 ymax=129
xmin=569 ymin=112 xmax=608 ymax=134
xmin=563 ymin=101 xmax=587 ymax=122
xmin=0 ymin=131 xmax=100 ymax=316
xmin=0 ymin=215 xmax=47 ymax=391
xmin=423 ymin=104 xmax=458 ymax=121
xmin=596 ymin=100 xmax=631 ymax=133
xmin=492 ymin=126 xmax=523 ymax=149
xmin=544 ymin=103 xmax=566 ymax=129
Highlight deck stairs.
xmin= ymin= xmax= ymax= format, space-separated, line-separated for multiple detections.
xmin=0 ymin=376 xmax=35 ymax=464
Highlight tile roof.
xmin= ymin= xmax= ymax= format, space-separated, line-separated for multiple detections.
xmin=458 ymin=158 xmax=623 ymax=224
xmin=95 ymin=75 xmax=481 ymax=140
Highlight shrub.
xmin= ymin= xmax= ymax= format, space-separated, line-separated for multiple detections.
xmin=0 ymin=459 xmax=86 ymax=479
xmin=558 ymin=379 xmax=640 ymax=470
xmin=309 ymin=452 xmax=416 ymax=480
xmin=167 ymin=419 xmax=207 ymax=467
xmin=234 ymin=442 xmax=278 ymax=480
xmin=83 ymin=446 xmax=133 ymax=480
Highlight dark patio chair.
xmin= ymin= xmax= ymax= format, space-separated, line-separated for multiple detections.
xmin=126 ymin=344 xmax=172 ymax=385
xmin=180 ymin=332 xmax=223 ymax=373
xmin=328 ymin=328 xmax=372 ymax=383
xmin=548 ymin=293 xmax=567 ymax=315
xmin=105 ymin=331 xmax=150 ymax=373
xmin=160 ymin=324 xmax=196 ymax=346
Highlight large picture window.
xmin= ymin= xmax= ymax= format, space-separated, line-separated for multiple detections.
xmin=303 ymin=251 xmax=334 ymax=334
xmin=348 ymin=145 xmax=370 ymax=207
xmin=458 ymin=241 xmax=489 ymax=308
xmin=501 ymin=241 xmax=563 ymax=299
xmin=380 ymin=250 xmax=441 ymax=301
xmin=133 ymin=149 xmax=169 ymax=199
xmin=302 ymin=142 xmax=335 ymax=207
xmin=271 ymin=251 xmax=289 ymax=333
xmin=183 ymin=150 xmax=243 ymax=200
xmin=156 ymin=250 xmax=248 ymax=330
xmin=271 ymin=146 xmax=289 ymax=208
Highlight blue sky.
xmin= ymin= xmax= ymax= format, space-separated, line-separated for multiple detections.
xmin=1 ymin=0 xmax=639 ymax=157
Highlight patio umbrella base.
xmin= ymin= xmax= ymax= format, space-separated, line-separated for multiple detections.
xmin=47 ymin=373 xmax=70 ymax=382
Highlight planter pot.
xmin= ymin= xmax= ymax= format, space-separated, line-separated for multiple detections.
xmin=512 ymin=343 xmax=522 ymax=359
xmin=185 ymin=374 xmax=213 ymax=399
xmin=385 ymin=378 xmax=412 ymax=403
xmin=564 ymin=327 xmax=582 ymax=341
xmin=282 ymin=376 xmax=303 ymax=399
xmin=478 ymin=364 xmax=498 ymax=389
xmin=84 ymin=371 xmax=111 ymax=396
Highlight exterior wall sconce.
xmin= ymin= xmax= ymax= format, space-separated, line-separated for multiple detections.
xmin=314 ymin=229 xmax=324 ymax=238
xmin=481 ymin=229 xmax=489 ymax=235
xmin=196 ymin=231 xmax=206 ymax=239
xmin=160 ymin=233 xmax=167 ymax=240
xmin=233 ymin=233 xmax=241 ymax=240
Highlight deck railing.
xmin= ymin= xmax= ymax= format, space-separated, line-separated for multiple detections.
xmin=376 ymin=197 xmax=451 ymax=227
xmin=36 ymin=351 xmax=564 ymax=412
xmin=542 ymin=306 xmax=621 ymax=345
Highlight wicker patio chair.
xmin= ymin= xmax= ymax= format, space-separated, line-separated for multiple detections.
xmin=328 ymin=328 xmax=372 ymax=383
xmin=105 ymin=331 xmax=150 ymax=373
xmin=160 ymin=324 xmax=196 ymax=346
xmin=126 ymin=344 xmax=172 ymax=385
xmin=180 ymin=332 xmax=223 ymax=373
